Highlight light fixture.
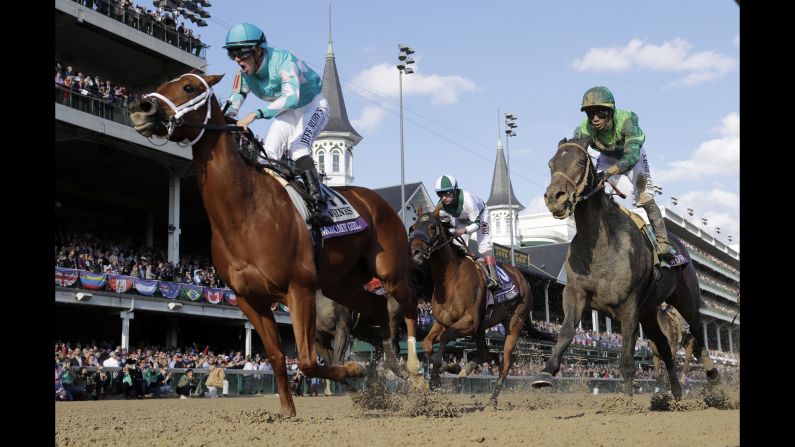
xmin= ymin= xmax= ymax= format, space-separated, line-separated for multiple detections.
xmin=168 ymin=302 xmax=183 ymax=311
xmin=75 ymin=292 xmax=93 ymax=302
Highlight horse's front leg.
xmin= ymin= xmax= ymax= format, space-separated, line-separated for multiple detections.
xmin=289 ymin=286 xmax=365 ymax=389
xmin=434 ymin=316 xmax=476 ymax=374
xmin=532 ymin=285 xmax=587 ymax=388
xmin=423 ymin=322 xmax=445 ymax=379
xmin=640 ymin=312 xmax=681 ymax=398
xmin=236 ymin=297 xmax=295 ymax=416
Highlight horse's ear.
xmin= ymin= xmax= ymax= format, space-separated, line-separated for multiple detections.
xmin=203 ymin=74 xmax=225 ymax=87
xmin=577 ymin=135 xmax=592 ymax=148
xmin=558 ymin=138 xmax=568 ymax=147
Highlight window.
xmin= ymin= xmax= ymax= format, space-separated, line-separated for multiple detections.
xmin=332 ymin=149 xmax=341 ymax=173
xmin=494 ymin=217 xmax=501 ymax=235
xmin=317 ymin=150 xmax=326 ymax=173
xmin=346 ymin=150 xmax=352 ymax=176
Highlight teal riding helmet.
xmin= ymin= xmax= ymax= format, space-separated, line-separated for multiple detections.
xmin=223 ymin=23 xmax=267 ymax=49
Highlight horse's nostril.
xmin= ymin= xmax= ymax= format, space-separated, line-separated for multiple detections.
xmin=555 ymin=191 xmax=567 ymax=203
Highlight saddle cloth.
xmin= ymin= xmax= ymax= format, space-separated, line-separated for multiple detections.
xmin=613 ymin=202 xmax=689 ymax=268
xmin=474 ymin=260 xmax=519 ymax=306
xmin=262 ymin=168 xmax=368 ymax=240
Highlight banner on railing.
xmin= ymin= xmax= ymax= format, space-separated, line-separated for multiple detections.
xmin=79 ymin=271 xmax=108 ymax=290
xmin=133 ymin=277 xmax=158 ymax=296
xmin=107 ymin=274 xmax=133 ymax=293
xmin=158 ymin=282 xmax=181 ymax=299
xmin=55 ymin=268 xmax=79 ymax=287
xmin=224 ymin=289 xmax=237 ymax=306
xmin=205 ymin=287 xmax=224 ymax=304
xmin=180 ymin=284 xmax=203 ymax=301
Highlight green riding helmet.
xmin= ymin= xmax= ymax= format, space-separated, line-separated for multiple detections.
xmin=223 ymin=23 xmax=267 ymax=49
xmin=435 ymin=174 xmax=458 ymax=193
xmin=580 ymin=86 xmax=615 ymax=111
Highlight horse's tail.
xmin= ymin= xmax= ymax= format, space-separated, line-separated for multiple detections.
xmin=523 ymin=321 xmax=558 ymax=343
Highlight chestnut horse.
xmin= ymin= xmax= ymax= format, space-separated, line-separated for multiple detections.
xmin=409 ymin=212 xmax=553 ymax=406
xmin=531 ymin=137 xmax=719 ymax=399
xmin=650 ymin=303 xmax=696 ymax=385
xmin=129 ymin=73 xmax=420 ymax=416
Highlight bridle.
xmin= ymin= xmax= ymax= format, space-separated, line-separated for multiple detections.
xmin=142 ymin=73 xmax=249 ymax=147
xmin=409 ymin=215 xmax=462 ymax=262
xmin=550 ymin=141 xmax=604 ymax=214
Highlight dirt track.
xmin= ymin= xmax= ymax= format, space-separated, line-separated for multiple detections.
xmin=55 ymin=386 xmax=739 ymax=447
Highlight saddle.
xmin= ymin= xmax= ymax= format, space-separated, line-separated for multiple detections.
xmin=612 ymin=202 xmax=689 ymax=270
xmin=231 ymin=129 xmax=368 ymax=241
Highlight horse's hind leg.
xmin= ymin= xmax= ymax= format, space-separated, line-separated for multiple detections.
xmin=373 ymin=255 xmax=420 ymax=374
xmin=236 ymin=298 xmax=296 ymax=416
xmin=669 ymin=265 xmax=720 ymax=384
xmin=288 ymin=286 xmax=365 ymax=388
xmin=640 ymin=312 xmax=682 ymax=399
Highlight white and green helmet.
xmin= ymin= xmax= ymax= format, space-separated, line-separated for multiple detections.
xmin=435 ymin=174 xmax=459 ymax=193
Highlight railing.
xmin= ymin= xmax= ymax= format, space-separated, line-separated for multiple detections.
xmin=55 ymin=85 xmax=131 ymax=126
xmin=70 ymin=0 xmax=207 ymax=58
xmin=68 ymin=366 xmax=712 ymax=397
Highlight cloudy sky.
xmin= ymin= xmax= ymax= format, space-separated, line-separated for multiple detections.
xmin=198 ymin=0 xmax=739 ymax=245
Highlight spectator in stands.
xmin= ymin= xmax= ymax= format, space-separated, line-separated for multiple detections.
xmin=205 ymin=363 xmax=225 ymax=398
xmin=151 ymin=366 xmax=173 ymax=398
xmin=94 ymin=366 xmax=111 ymax=400
xmin=176 ymin=369 xmax=199 ymax=399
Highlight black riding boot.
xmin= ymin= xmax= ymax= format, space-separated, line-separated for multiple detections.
xmin=295 ymin=155 xmax=334 ymax=227
xmin=643 ymin=199 xmax=675 ymax=263
xmin=484 ymin=255 xmax=500 ymax=291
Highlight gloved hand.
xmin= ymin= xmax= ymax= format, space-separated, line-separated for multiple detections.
xmin=454 ymin=227 xmax=467 ymax=237
xmin=438 ymin=210 xmax=451 ymax=223
xmin=595 ymin=170 xmax=608 ymax=185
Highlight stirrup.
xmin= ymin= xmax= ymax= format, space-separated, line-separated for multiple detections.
xmin=487 ymin=277 xmax=500 ymax=291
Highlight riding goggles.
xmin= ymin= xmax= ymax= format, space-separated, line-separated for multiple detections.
xmin=227 ymin=47 xmax=257 ymax=60
xmin=585 ymin=108 xmax=612 ymax=119
xmin=436 ymin=191 xmax=454 ymax=198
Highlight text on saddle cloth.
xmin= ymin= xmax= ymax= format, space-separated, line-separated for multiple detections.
xmin=476 ymin=261 xmax=519 ymax=306
xmin=612 ymin=201 xmax=689 ymax=268
xmin=262 ymin=168 xmax=368 ymax=240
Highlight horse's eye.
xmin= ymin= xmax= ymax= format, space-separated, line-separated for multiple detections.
xmin=184 ymin=85 xmax=195 ymax=93
xmin=578 ymin=158 xmax=587 ymax=166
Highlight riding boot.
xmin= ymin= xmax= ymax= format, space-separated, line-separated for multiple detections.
xmin=484 ymin=255 xmax=500 ymax=291
xmin=294 ymin=155 xmax=334 ymax=227
xmin=642 ymin=200 xmax=676 ymax=263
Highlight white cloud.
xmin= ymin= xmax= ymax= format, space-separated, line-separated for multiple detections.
xmin=348 ymin=63 xmax=478 ymax=130
xmin=573 ymin=38 xmax=737 ymax=86
xmin=655 ymin=113 xmax=739 ymax=182
xmin=733 ymin=34 xmax=740 ymax=47
xmin=350 ymin=104 xmax=388 ymax=132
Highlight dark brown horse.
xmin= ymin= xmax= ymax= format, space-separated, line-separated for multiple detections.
xmin=129 ymin=73 xmax=421 ymax=416
xmin=649 ymin=303 xmax=696 ymax=385
xmin=315 ymin=289 xmax=401 ymax=395
xmin=409 ymin=212 xmax=552 ymax=406
xmin=530 ymin=137 xmax=719 ymax=399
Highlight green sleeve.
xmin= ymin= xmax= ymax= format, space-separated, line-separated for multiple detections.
xmin=615 ymin=112 xmax=645 ymax=173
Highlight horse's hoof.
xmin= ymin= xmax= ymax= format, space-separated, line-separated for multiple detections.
xmin=409 ymin=374 xmax=429 ymax=392
xmin=344 ymin=361 xmax=367 ymax=378
xmin=706 ymin=368 xmax=721 ymax=385
xmin=530 ymin=372 xmax=555 ymax=389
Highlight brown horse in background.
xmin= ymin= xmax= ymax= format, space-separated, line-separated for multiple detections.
xmin=531 ymin=137 xmax=719 ymax=400
xmin=409 ymin=212 xmax=554 ymax=406
xmin=650 ymin=303 xmax=696 ymax=385
xmin=130 ymin=73 xmax=420 ymax=416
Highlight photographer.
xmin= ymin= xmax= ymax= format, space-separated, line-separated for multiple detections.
xmin=94 ymin=366 xmax=111 ymax=400
xmin=151 ymin=366 xmax=173 ymax=398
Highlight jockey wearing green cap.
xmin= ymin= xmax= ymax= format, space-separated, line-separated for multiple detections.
xmin=574 ymin=86 xmax=675 ymax=263
xmin=223 ymin=23 xmax=332 ymax=227
xmin=434 ymin=174 xmax=500 ymax=290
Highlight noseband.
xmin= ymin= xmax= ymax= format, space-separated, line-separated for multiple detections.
xmin=409 ymin=221 xmax=461 ymax=262
xmin=551 ymin=142 xmax=603 ymax=213
xmin=142 ymin=73 xmax=215 ymax=147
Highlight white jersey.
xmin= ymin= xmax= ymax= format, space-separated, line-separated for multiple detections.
xmin=437 ymin=189 xmax=492 ymax=257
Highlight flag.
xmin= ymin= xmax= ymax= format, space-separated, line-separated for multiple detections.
xmin=158 ymin=282 xmax=181 ymax=299
xmin=133 ymin=277 xmax=158 ymax=296
xmin=79 ymin=271 xmax=108 ymax=290
xmin=270 ymin=302 xmax=279 ymax=311
xmin=204 ymin=287 xmax=223 ymax=304
xmin=224 ymin=289 xmax=237 ymax=306
xmin=180 ymin=284 xmax=203 ymax=301
xmin=55 ymin=268 xmax=79 ymax=287
xmin=108 ymin=274 xmax=133 ymax=293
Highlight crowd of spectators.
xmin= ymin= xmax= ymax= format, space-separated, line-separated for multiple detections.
xmin=55 ymin=231 xmax=225 ymax=288
xmin=679 ymin=238 xmax=739 ymax=277
xmin=55 ymin=61 xmax=140 ymax=114
xmin=697 ymin=270 xmax=740 ymax=297
xmin=701 ymin=296 xmax=739 ymax=316
xmin=70 ymin=0 xmax=205 ymax=56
